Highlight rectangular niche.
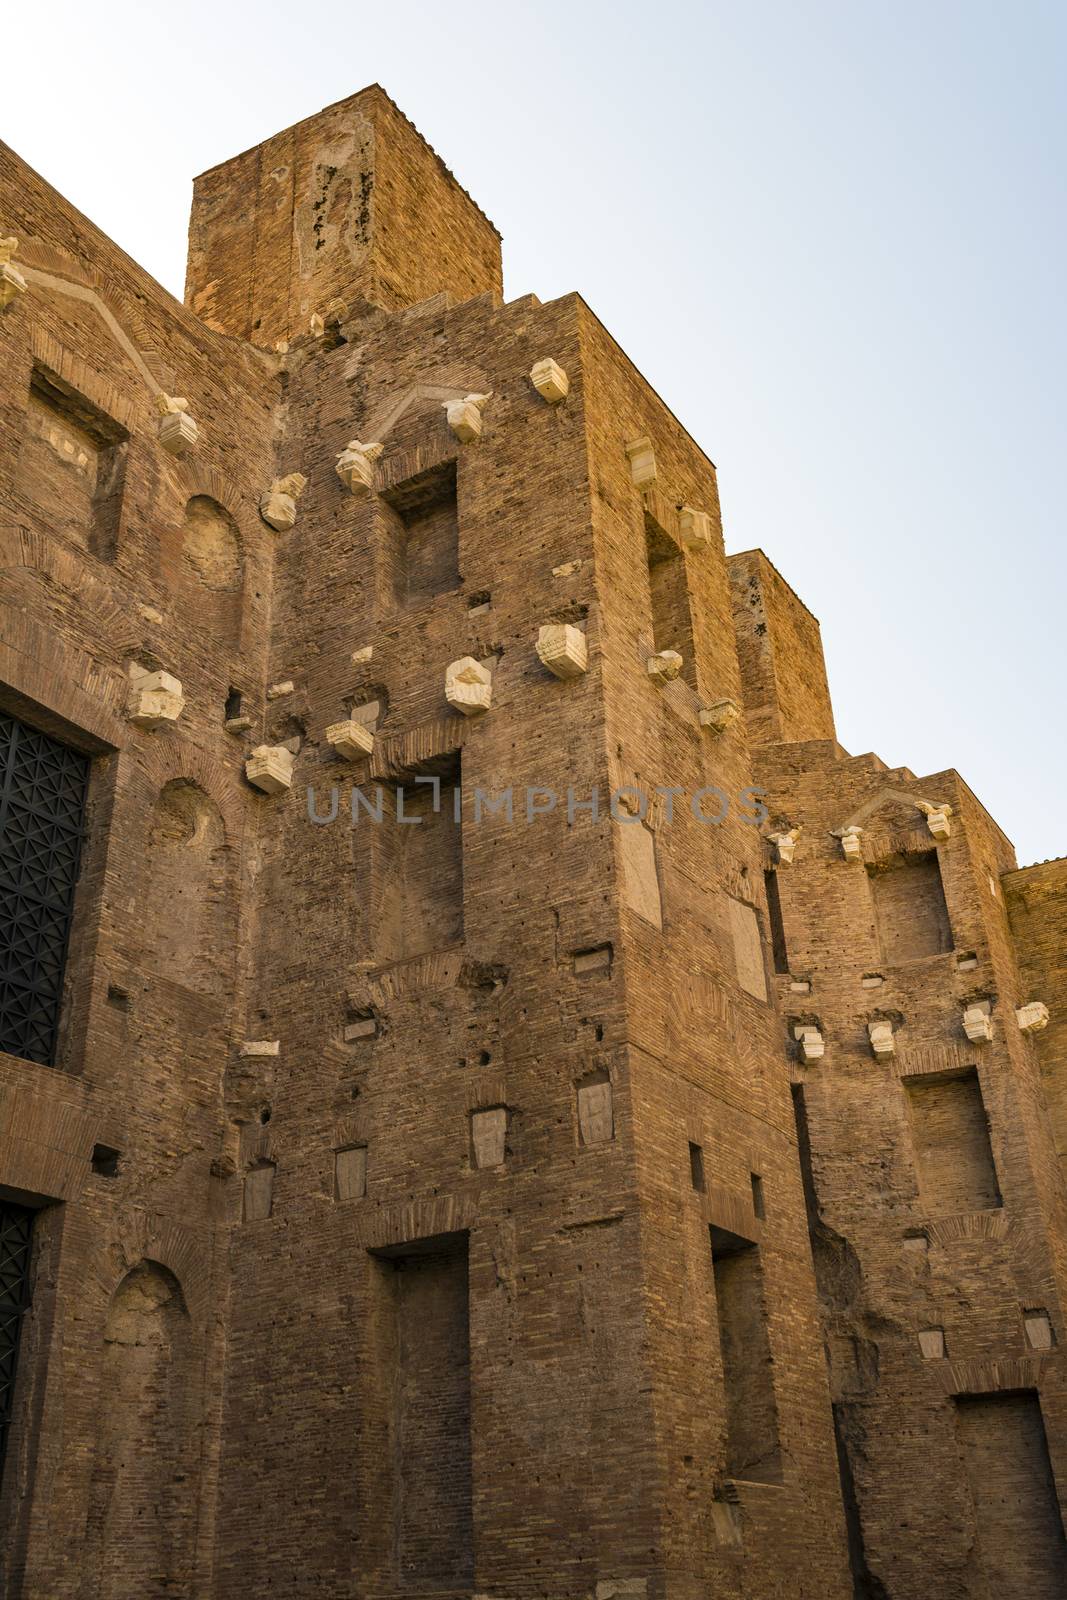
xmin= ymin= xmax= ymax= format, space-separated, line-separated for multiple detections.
xmin=371 ymin=1233 xmax=473 ymax=1591
xmin=710 ymin=1224 xmax=782 ymax=1483
xmin=18 ymin=366 xmax=128 ymax=558
xmin=868 ymin=850 xmax=953 ymax=964
xmin=380 ymin=460 xmax=460 ymax=605
xmin=954 ymin=1392 xmax=1067 ymax=1597
xmin=376 ymin=753 xmax=463 ymax=963
xmin=645 ymin=516 xmax=696 ymax=688
xmin=904 ymin=1067 xmax=1001 ymax=1215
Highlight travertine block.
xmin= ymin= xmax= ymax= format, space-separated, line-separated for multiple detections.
xmin=646 ymin=650 xmax=683 ymax=685
xmin=678 ymin=506 xmax=713 ymax=549
xmin=471 ymin=1107 xmax=507 ymax=1168
xmin=625 ymin=436 xmax=657 ymax=486
xmin=335 ymin=439 xmax=383 ymax=492
xmin=795 ymin=1025 xmax=825 ymax=1063
xmin=266 ymin=681 xmax=294 ymax=699
xmin=698 ymin=698 xmax=741 ymax=733
xmin=771 ymin=827 xmax=801 ymax=865
xmin=918 ymin=1328 xmax=945 ymax=1359
xmin=126 ymin=668 xmax=185 ymax=731
xmin=916 ymin=800 xmax=953 ymax=840
xmin=537 ymin=624 xmax=588 ymax=679
xmin=530 ymin=357 xmax=569 ymax=403
xmin=0 ymin=238 xmax=27 ymax=310
xmin=838 ymin=825 xmax=864 ymax=862
xmin=245 ymin=745 xmax=295 ymax=795
xmin=444 ymin=392 xmax=492 ymax=442
xmin=962 ymin=1003 xmax=993 ymax=1044
xmin=1016 ymin=1001 xmax=1050 ymax=1034
xmin=243 ymin=1163 xmax=275 ymax=1221
xmin=326 ymin=719 xmax=375 ymax=760
xmin=552 ymin=559 xmax=583 ymax=577
xmin=1024 ymin=1310 xmax=1054 ymax=1350
xmin=868 ymin=1020 xmax=895 ymax=1058
xmin=239 ymin=1040 xmax=280 ymax=1058
xmin=335 ymin=1145 xmax=367 ymax=1200
xmin=351 ymin=645 xmax=374 ymax=663
xmin=224 ymin=715 xmax=253 ymax=733
xmin=578 ymin=1077 xmax=614 ymax=1145
xmin=446 ymin=655 xmax=492 ymax=716
xmin=156 ymin=394 xmax=199 ymax=455
xmin=260 ymin=472 xmax=307 ymax=531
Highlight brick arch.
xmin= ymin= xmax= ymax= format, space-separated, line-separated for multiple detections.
xmin=176 ymin=461 xmax=253 ymax=530
xmin=93 ymin=1214 xmax=210 ymax=1329
xmin=135 ymin=743 xmax=244 ymax=848
xmin=0 ymin=523 xmax=131 ymax=655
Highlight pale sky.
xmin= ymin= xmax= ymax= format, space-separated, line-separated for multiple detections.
xmin=6 ymin=0 xmax=1064 ymax=865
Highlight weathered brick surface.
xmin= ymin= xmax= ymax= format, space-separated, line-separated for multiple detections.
xmin=0 ymin=84 xmax=1063 ymax=1600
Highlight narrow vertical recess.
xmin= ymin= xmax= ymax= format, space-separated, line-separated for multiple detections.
xmin=764 ymin=870 xmax=789 ymax=973
xmin=645 ymin=516 xmax=696 ymax=688
xmin=710 ymin=1225 xmax=782 ymax=1483
xmin=373 ymin=1234 xmax=473 ymax=1591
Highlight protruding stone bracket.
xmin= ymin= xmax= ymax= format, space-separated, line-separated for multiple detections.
xmin=260 ymin=472 xmax=307 ymax=531
xmin=834 ymin=824 xmax=864 ymax=863
xmin=530 ymin=358 xmax=569 ymax=403
xmin=327 ymin=720 xmax=375 ymax=760
xmin=446 ymin=656 xmax=492 ymax=716
xmin=245 ymin=745 xmax=295 ymax=795
xmin=537 ymin=624 xmax=588 ymax=679
xmin=916 ymin=799 xmax=953 ymax=840
xmin=444 ymin=392 xmax=492 ymax=443
xmin=679 ymin=506 xmax=713 ymax=549
xmin=0 ymin=238 xmax=27 ymax=311
xmin=646 ymin=650 xmax=683 ymax=685
xmin=770 ymin=827 xmax=801 ymax=866
xmin=1017 ymin=1001 xmax=1050 ymax=1034
xmin=698 ymin=698 xmax=740 ymax=734
xmin=962 ymin=1002 xmax=993 ymax=1044
xmin=126 ymin=665 xmax=185 ymax=731
xmin=794 ymin=1024 xmax=824 ymax=1064
xmin=868 ymin=1019 xmax=896 ymax=1058
xmin=625 ymin=435 xmax=657 ymax=487
xmin=156 ymin=393 xmax=199 ymax=455
xmin=336 ymin=439 xmax=383 ymax=492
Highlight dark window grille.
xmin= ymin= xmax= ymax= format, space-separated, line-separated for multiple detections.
xmin=0 ymin=712 xmax=89 ymax=1065
xmin=0 ymin=1201 xmax=34 ymax=1484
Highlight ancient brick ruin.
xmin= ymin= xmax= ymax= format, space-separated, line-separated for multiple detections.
xmin=0 ymin=84 xmax=1065 ymax=1599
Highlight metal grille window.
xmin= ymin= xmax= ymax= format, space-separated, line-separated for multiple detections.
xmin=0 ymin=712 xmax=89 ymax=1066
xmin=0 ymin=1201 xmax=34 ymax=1484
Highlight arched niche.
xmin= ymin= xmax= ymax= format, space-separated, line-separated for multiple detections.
xmin=83 ymin=1262 xmax=197 ymax=1598
xmin=181 ymin=495 xmax=241 ymax=591
xmin=144 ymin=778 xmax=231 ymax=995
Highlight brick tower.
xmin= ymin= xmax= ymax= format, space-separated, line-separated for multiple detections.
xmin=0 ymin=85 xmax=1064 ymax=1600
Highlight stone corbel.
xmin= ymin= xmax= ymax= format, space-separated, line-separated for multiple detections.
xmin=446 ymin=656 xmax=492 ymax=716
xmin=916 ymin=799 xmax=953 ymax=840
xmin=794 ymin=1025 xmax=824 ymax=1064
xmin=444 ymin=392 xmax=492 ymax=443
xmin=530 ymin=358 xmax=569 ymax=403
xmin=537 ymin=624 xmax=588 ymax=679
xmin=336 ymin=440 xmax=383 ymax=492
xmin=156 ymin=393 xmax=199 ymax=455
xmin=245 ymin=745 xmax=295 ymax=795
xmin=1016 ymin=1002 xmax=1049 ymax=1034
xmin=260 ymin=472 xmax=307 ymax=532
xmin=770 ymin=827 xmax=801 ymax=866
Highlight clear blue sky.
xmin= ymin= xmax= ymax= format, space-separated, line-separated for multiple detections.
xmin=7 ymin=1 xmax=1064 ymax=864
